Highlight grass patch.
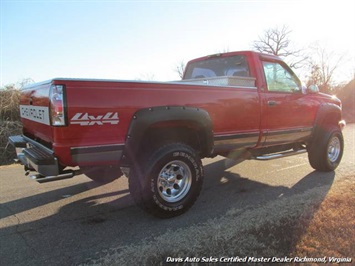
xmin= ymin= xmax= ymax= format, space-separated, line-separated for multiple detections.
xmin=0 ymin=88 xmax=22 ymax=165
xmin=0 ymin=121 xmax=23 ymax=165
xmin=85 ymin=177 xmax=354 ymax=266
xmin=291 ymin=177 xmax=354 ymax=260
xmin=0 ymin=88 xmax=21 ymax=122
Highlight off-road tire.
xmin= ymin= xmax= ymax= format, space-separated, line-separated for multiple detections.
xmin=308 ymin=126 xmax=344 ymax=172
xmin=129 ymin=143 xmax=204 ymax=218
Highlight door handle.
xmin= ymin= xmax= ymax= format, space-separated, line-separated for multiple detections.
xmin=268 ymin=100 xmax=277 ymax=106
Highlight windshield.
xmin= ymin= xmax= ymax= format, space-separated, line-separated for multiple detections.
xmin=184 ymin=55 xmax=250 ymax=79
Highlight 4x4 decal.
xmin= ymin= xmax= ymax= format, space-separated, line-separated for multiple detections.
xmin=70 ymin=112 xmax=119 ymax=126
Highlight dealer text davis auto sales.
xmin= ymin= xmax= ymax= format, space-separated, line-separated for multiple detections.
xmin=166 ymin=256 xmax=352 ymax=264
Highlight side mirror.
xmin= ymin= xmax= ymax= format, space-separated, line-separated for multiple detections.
xmin=307 ymin=84 xmax=319 ymax=94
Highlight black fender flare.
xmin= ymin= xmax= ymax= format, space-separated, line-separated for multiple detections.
xmin=311 ymin=103 xmax=342 ymax=138
xmin=121 ymin=106 xmax=214 ymax=166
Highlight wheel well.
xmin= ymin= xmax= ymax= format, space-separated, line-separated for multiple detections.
xmin=315 ymin=103 xmax=342 ymax=130
xmin=122 ymin=106 xmax=214 ymax=167
xmin=140 ymin=125 xmax=206 ymax=156
xmin=309 ymin=109 xmax=341 ymax=147
xmin=318 ymin=111 xmax=341 ymax=129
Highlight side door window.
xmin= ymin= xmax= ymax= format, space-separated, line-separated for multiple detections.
xmin=262 ymin=61 xmax=301 ymax=93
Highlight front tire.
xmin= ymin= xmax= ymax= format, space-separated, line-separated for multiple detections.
xmin=129 ymin=143 xmax=204 ymax=218
xmin=308 ymin=126 xmax=344 ymax=171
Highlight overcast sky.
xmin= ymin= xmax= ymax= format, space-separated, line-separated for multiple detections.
xmin=1 ymin=0 xmax=354 ymax=86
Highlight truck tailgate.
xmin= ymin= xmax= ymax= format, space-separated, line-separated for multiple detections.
xmin=20 ymin=81 xmax=53 ymax=145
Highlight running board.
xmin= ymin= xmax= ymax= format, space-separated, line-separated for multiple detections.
xmin=30 ymin=170 xmax=81 ymax=184
xmin=254 ymin=149 xmax=307 ymax=161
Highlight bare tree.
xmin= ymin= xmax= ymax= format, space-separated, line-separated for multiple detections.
xmin=306 ymin=43 xmax=345 ymax=93
xmin=174 ymin=60 xmax=186 ymax=79
xmin=18 ymin=78 xmax=34 ymax=89
xmin=253 ymin=25 xmax=291 ymax=55
xmin=216 ymin=47 xmax=230 ymax=54
xmin=253 ymin=25 xmax=307 ymax=69
xmin=0 ymin=78 xmax=34 ymax=121
xmin=136 ymin=72 xmax=156 ymax=81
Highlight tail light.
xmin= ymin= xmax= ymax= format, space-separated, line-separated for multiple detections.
xmin=49 ymin=85 xmax=67 ymax=126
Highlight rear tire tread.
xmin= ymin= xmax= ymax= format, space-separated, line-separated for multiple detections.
xmin=129 ymin=142 xmax=203 ymax=218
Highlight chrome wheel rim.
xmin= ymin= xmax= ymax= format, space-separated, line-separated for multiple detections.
xmin=157 ymin=160 xmax=192 ymax=203
xmin=328 ymin=136 xmax=341 ymax=163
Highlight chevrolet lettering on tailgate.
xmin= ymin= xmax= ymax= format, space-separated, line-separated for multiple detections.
xmin=20 ymin=105 xmax=50 ymax=125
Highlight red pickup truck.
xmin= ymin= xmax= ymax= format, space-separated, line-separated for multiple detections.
xmin=9 ymin=51 xmax=345 ymax=218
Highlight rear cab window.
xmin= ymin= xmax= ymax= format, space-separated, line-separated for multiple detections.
xmin=182 ymin=55 xmax=256 ymax=88
xmin=184 ymin=55 xmax=250 ymax=79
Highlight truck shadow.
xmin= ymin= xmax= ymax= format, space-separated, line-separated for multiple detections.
xmin=0 ymin=178 xmax=128 ymax=221
xmin=0 ymin=158 xmax=335 ymax=265
xmin=202 ymin=158 xmax=335 ymax=212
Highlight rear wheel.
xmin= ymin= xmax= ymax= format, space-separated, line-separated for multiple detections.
xmin=308 ymin=126 xmax=344 ymax=171
xmin=129 ymin=143 xmax=203 ymax=218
